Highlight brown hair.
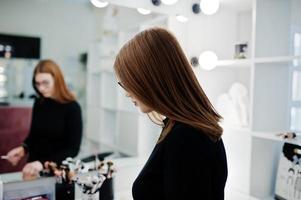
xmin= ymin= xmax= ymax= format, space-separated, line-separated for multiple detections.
xmin=32 ymin=59 xmax=75 ymax=103
xmin=114 ymin=27 xmax=223 ymax=142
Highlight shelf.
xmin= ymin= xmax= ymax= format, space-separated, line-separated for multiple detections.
xmin=251 ymin=131 xmax=301 ymax=146
xmin=215 ymin=55 xmax=301 ymax=68
xmin=254 ymin=55 xmax=301 ymax=64
xmin=216 ymin=59 xmax=252 ymax=67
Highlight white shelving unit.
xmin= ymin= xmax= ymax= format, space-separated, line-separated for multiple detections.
xmin=247 ymin=1 xmax=301 ymax=197
xmin=215 ymin=0 xmax=300 ymax=199
xmin=86 ymin=16 xmax=166 ymax=157
xmin=161 ymin=0 xmax=301 ymax=198
xmin=251 ymin=132 xmax=301 ymax=145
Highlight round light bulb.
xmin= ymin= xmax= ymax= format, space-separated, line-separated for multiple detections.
xmin=198 ymin=51 xmax=218 ymax=70
xmin=176 ymin=15 xmax=188 ymax=23
xmin=200 ymin=0 xmax=220 ymax=15
xmin=162 ymin=0 xmax=178 ymax=5
xmin=137 ymin=8 xmax=151 ymax=15
xmin=90 ymin=0 xmax=108 ymax=8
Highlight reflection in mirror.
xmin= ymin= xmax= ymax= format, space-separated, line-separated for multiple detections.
xmin=0 ymin=0 xmax=166 ymax=180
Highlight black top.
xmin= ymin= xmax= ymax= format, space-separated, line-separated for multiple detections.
xmin=132 ymin=120 xmax=227 ymax=200
xmin=23 ymin=97 xmax=82 ymax=165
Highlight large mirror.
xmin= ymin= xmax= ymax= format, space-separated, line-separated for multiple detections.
xmin=0 ymin=0 xmax=166 ymax=177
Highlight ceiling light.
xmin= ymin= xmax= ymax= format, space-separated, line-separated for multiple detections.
xmin=162 ymin=0 xmax=178 ymax=5
xmin=199 ymin=51 xmax=218 ymax=70
xmin=176 ymin=15 xmax=188 ymax=23
xmin=200 ymin=0 xmax=220 ymax=15
xmin=137 ymin=8 xmax=151 ymax=15
xmin=90 ymin=0 xmax=108 ymax=8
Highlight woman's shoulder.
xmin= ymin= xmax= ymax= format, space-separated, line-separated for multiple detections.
xmin=162 ymin=121 xmax=223 ymax=159
xmin=33 ymin=97 xmax=44 ymax=107
xmin=164 ymin=121 xmax=214 ymax=148
xmin=61 ymin=100 xmax=81 ymax=118
xmin=65 ymin=100 xmax=81 ymax=110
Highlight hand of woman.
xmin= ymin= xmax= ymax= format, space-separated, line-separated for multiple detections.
xmin=6 ymin=146 xmax=25 ymax=166
xmin=22 ymin=161 xmax=43 ymax=180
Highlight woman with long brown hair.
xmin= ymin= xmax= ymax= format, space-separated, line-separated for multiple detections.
xmin=115 ymin=27 xmax=227 ymax=199
xmin=6 ymin=59 xmax=82 ymax=180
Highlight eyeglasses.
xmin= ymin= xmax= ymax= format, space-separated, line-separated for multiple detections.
xmin=118 ymin=81 xmax=126 ymax=90
xmin=35 ymin=80 xmax=51 ymax=88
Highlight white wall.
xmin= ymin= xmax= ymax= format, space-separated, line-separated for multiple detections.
xmin=0 ymin=0 xmax=95 ymax=68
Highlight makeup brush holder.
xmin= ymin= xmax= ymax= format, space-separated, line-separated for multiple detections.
xmin=99 ymin=177 xmax=114 ymax=200
xmin=55 ymin=182 xmax=75 ymax=200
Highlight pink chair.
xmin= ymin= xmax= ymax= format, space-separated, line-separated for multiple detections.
xmin=0 ymin=106 xmax=32 ymax=173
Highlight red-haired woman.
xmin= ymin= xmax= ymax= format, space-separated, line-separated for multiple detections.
xmin=114 ymin=28 xmax=227 ymax=200
xmin=6 ymin=59 xmax=82 ymax=180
